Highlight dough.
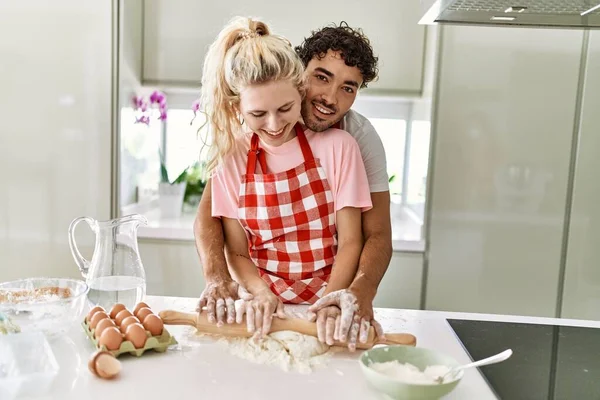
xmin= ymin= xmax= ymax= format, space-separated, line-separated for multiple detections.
xmin=221 ymin=330 xmax=331 ymax=374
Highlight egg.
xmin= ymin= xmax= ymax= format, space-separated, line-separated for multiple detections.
xmin=89 ymin=311 xmax=110 ymax=329
xmin=109 ymin=303 xmax=127 ymax=319
xmin=119 ymin=315 xmax=140 ymax=333
xmin=133 ymin=302 xmax=150 ymax=317
xmin=86 ymin=306 xmax=105 ymax=322
xmin=142 ymin=314 xmax=164 ymax=336
xmin=98 ymin=326 xmax=123 ymax=351
xmin=94 ymin=318 xmax=116 ymax=339
xmin=125 ymin=323 xmax=147 ymax=348
xmin=114 ymin=309 xmax=133 ymax=326
xmin=136 ymin=307 xmax=153 ymax=323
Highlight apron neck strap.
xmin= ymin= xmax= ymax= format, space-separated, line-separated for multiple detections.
xmin=246 ymin=123 xmax=315 ymax=175
xmin=295 ymin=123 xmax=315 ymax=162
xmin=247 ymin=133 xmax=268 ymax=174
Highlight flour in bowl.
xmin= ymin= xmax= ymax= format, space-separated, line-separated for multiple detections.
xmin=369 ymin=361 xmax=452 ymax=384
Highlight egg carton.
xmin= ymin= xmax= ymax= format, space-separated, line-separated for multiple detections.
xmin=81 ymin=319 xmax=177 ymax=358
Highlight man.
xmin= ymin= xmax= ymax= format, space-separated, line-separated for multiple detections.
xmin=194 ymin=22 xmax=392 ymax=351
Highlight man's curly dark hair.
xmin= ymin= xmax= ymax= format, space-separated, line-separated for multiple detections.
xmin=295 ymin=21 xmax=378 ymax=89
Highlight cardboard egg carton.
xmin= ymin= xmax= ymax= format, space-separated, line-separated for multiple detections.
xmin=82 ymin=318 xmax=177 ymax=358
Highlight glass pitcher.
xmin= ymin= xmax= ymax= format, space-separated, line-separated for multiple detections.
xmin=68 ymin=214 xmax=148 ymax=310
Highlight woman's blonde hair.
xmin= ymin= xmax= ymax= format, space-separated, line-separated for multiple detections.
xmin=201 ymin=16 xmax=306 ymax=172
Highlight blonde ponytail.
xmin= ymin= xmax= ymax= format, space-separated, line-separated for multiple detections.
xmin=201 ymin=16 xmax=306 ymax=173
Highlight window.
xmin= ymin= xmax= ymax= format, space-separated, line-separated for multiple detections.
xmin=119 ymin=107 xmax=161 ymax=207
xmin=120 ymin=91 xmax=432 ymax=246
xmin=163 ymin=109 xmax=203 ymax=182
xmin=369 ymin=117 xmax=431 ymax=243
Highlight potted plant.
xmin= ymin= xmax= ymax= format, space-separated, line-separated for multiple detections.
xmin=132 ymin=90 xmax=189 ymax=218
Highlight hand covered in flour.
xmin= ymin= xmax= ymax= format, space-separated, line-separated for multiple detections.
xmin=197 ymin=279 xmax=251 ymax=327
xmin=308 ymin=288 xmax=384 ymax=352
xmin=235 ymin=288 xmax=286 ymax=339
xmin=309 ymin=306 xmax=341 ymax=346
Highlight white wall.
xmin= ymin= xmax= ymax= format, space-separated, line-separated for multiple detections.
xmin=562 ymin=31 xmax=600 ymax=320
xmin=0 ymin=1 xmax=114 ymax=282
xmin=139 ymin=238 xmax=424 ymax=310
xmin=425 ymin=25 xmax=584 ymax=317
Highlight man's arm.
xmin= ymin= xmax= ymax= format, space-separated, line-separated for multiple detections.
xmin=349 ymin=190 xmax=393 ymax=301
xmin=309 ymin=190 xmax=392 ymax=350
xmin=194 ymin=179 xmax=240 ymax=326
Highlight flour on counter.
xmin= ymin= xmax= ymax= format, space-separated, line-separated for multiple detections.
xmin=214 ymin=305 xmax=333 ymax=374
xmin=220 ymin=330 xmax=331 ymax=374
xmin=368 ymin=361 xmax=452 ymax=384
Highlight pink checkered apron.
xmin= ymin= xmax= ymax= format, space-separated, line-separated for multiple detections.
xmin=238 ymin=123 xmax=336 ymax=304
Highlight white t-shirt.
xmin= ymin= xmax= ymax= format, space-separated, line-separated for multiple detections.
xmin=341 ymin=109 xmax=389 ymax=193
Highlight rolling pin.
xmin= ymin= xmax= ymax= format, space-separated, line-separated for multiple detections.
xmin=158 ymin=309 xmax=416 ymax=349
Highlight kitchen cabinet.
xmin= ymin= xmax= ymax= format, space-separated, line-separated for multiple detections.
xmin=139 ymin=238 xmax=423 ymax=309
xmin=142 ymin=0 xmax=427 ymax=95
xmin=562 ymin=31 xmax=600 ymax=320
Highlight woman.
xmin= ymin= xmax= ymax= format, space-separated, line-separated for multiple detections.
xmin=202 ymin=16 xmax=372 ymax=338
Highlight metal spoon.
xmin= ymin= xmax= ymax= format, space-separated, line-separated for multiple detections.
xmin=436 ymin=349 xmax=513 ymax=383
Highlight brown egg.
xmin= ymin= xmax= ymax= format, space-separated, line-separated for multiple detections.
xmin=135 ymin=307 xmax=153 ymax=323
xmin=89 ymin=311 xmax=110 ymax=329
xmin=98 ymin=326 xmax=123 ymax=351
xmin=114 ymin=309 xmax=133 ymax=326
xmin=133 ymin=302 xmax=150 ymax=317
xmin=94 ymin=318 xmax=116 ymax=339
xmin=125 ymin=323 xmax=147 ymax=348
xmin=88 ymin=350 xmax=122 ymax=380
xmin=142 ymin=314 xmax=164 ymax=336
xmin=119 ymin=315 xmax=140 ymax=333
xmin=109 ymin=303 xmax=127 ymax=319
xmin=86 ymin=306 xmax=105 ymax=323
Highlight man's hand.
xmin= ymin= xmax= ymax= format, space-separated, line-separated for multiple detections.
xmin=197 ymin=279 xmax=246 ymax=327
xmin=308 ymin=288 xmax=384 ymax=351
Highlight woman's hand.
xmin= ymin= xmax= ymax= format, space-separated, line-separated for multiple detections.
xmin=308 ymin=305 xmax=341 ymax=346
xmin=235 ymin=287 xmax=286 ymax=338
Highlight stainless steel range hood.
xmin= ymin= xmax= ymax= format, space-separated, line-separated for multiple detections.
xmin=419 ymin=0 xmax=600 ymax=28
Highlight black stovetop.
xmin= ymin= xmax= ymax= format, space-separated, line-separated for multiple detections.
xmin=447 ymin=319 xmax=600 ymax=400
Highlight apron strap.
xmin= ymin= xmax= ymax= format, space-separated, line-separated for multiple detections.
xmin=295 ymin=123 xmax=315 ymax=162
xmin=247 ymin=133 xmax=268 ymax=174
xmin=247 ymin=124 xmax=314 ymax=174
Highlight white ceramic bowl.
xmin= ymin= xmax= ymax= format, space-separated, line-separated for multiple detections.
xmin=359 ymin=345 xmax=464 ymax=400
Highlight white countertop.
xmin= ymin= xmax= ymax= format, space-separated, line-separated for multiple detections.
xmin=18 ymin=296 xmax=600 ymax=400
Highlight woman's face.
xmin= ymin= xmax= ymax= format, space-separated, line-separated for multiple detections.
xmin=239 ymin=79 xmax=302 ymax=147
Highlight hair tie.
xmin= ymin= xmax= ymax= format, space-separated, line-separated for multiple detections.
xmin=240 ymin=31 xmax=261 ymax=40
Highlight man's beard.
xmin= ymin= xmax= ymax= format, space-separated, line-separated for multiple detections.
xmin=300 ymin=101 xmax=340 ymax=133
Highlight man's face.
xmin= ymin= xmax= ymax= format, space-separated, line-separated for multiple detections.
xmin=301 ymin=50 xmax=363 ymax=132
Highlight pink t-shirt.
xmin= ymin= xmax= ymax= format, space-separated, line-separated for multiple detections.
xmin=211 ymin=127 xmax=372 ymax=220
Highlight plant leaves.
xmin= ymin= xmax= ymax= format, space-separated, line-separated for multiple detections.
xmin=160 ymin=163 xmax=170 ymax=183
xmin=172 ymin=168 xmax=189 ymax=184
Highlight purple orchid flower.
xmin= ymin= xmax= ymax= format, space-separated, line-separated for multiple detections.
xmin=149 ymin=90 xmax=166 ymax=105
xmin=135 ymin=115 xmax=151 ymax=125
xmin=158 ymin=109 xmax=168 ymax=121
xmin=132 ymin=96 xmax=149 ymax=112
xmin=192 ymin=99 xmax=201 ymax=115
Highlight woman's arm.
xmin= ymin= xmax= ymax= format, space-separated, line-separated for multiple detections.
xmin=222 ymin=217 xmax=285 ymax=337
xmin=323 ymin=206 xmax=363 ymax=295
xmin=221 ymin=217 xmax=270 ymax=295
